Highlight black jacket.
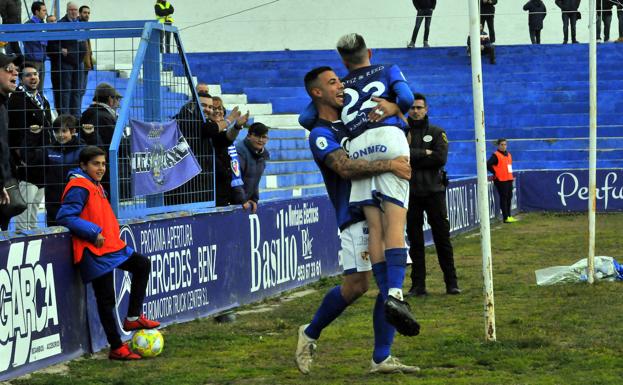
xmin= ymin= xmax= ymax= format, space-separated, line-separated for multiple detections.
xmin=408 ymin=116 xmax=448 ymax=196
xmin=0 ymin=93 xmax=10 ymax=188
xmin=7 ymin=85 xmax=53 ymax=184
xmin=555 ymin=0 xmax=581 ymax=11
xmin=80 ymin=103 xmax=117 ymax=146
xmin=235 ymin=137 xmax=270 ymax=203
xmin=523 ymin=0 xmax=547 ymax=28
xmin=412 ymin=0 xmax=436 ymax=10
xmin=57 ymin=15 xmax=87 ymax=68
xmin=481 ymin=0 xmax=498 ymax=15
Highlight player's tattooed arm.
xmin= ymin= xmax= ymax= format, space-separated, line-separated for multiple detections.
xmin=324 ymin=149 xmax=411 ymax=181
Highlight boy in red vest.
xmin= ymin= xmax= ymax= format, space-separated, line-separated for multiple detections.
xmin=56 ymin=146 xmax=160 ymax=360
xmin=487 ymin=138 xmax=517 ymax=223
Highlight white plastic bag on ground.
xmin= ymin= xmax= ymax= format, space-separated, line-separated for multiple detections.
xmin=535 ymin=256 xmax=620 ymax=286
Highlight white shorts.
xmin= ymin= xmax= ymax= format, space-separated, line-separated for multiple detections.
xmin=338 ymin=221 xmax=371 ymax=275
xmin=348 ymin=126 xmax=410 ymax=208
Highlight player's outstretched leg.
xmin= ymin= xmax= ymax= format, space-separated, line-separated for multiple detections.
xmin=382 ymin=202 xmax=420 ymax=336
xmin=295 ymin=323 xmax=317 ymax=374
xmin=371 ymin=292 xmax=420 ymax=374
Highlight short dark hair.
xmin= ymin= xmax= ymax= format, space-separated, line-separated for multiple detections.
xmin=79 ymin=5 xmax=90 ymax=13
xmin=197 ymin=91 xmax=211 ymax=98
xmin=496 ymin=138 xmax=507 ymax=145
xmin=248 ymin=122 xmax=269 ymax=136
xmin=336 ymin=33 xmax=368 ymax=65
xmin=413 ymin=93 xmax=427 ymax=105
xmin=31 ymin=1 xmax=45 ymax=14
xmin=304 ymin=66 xmax=334 ymax=96
xmin=19 ymin=62 xmax=38 ymax=79
xmin=52 ymin=114 xmax=78 ymax=132
xmin=79 ymin=146 xmax=106 ymax=165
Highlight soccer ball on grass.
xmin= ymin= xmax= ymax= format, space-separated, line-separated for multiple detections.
xmin=131 ymin=329 xmax=164 ymax=357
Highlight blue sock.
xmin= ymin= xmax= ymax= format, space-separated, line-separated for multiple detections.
xmin=372 ymin=292 xmax=395 ymax=363
xmin=372 ymin=262 xmax=389 ymax=301
xmin=304 ymin=286 xmax=348 ymax=340
xmin=385 ymin=248 xmax=408 ymax=293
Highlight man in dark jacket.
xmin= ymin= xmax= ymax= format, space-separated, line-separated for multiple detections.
xmin=57 ymin=2 xmax=87 ymax=117
xmin=523 ymin=0 xmax=547 ymax=44
xmin=480 ymin=0 xmax=498 ymax=44
xmin=405 ymin=93 xmax=459 ymax=297
xmin=80 ymin=82 xmax=121 ymax=147
xmin=0 ymin=0 xmax=22 ymax=55
xmin=556 ymin=0 xmax=581 ymax=43
xmin=169 ymin=92 xmax=247 ymax=205
xmin=234 ymin=122 xmax=270 ymax=213
xmin=7 ymin=62 xmax=53 ymax=230
xmin=22 ymin=2 xmax=48 ymax=92
xmin=407 ymin=0 xmax=436 ymax=48
xmin=597 ymin=0 xmax=613 ymax=42
xmin=0 ymin=53 xmax=23 ymax=230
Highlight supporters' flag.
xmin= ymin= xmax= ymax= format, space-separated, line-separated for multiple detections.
xmin=228 ymin=144 xmax=244 ymax=187
xmin=130 ymin=119 xmax=201 ymax=196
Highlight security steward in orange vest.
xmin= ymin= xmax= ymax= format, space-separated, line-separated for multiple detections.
xmin=56 ymin=146 xmax=160 ymax=360
xmin=405 ymin=93 xmax=460 ymax=297
xmin=487 ymin=138 xmax=518 ymax=223
xmin=155 ymin=0 xmax=174 ymax=53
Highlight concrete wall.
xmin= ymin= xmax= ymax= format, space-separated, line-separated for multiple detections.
xmin=58 ymin=0 xmax=612 ymax=52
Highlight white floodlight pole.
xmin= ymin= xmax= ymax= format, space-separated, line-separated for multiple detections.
xmin=587 ymin=0 xmax=597 ymax=284
xmin=468 ymin=0 xmax=496 ymax=342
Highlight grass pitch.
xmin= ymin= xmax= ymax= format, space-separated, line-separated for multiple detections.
xmin=13 ymin=212 xmax=623 ymax=385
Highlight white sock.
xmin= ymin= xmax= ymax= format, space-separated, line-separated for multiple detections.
xmin=388 ymin=288 xmax=403 ymax=301
xmin=126 ymin=316 xmax=139 ymax=321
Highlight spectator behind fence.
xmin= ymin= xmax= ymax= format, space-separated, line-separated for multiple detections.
xmin=79 ymin=5 xmax=94 ymax=101
xmin=407 ymin=0 xmax=436 ymax=48
xmin=523 ymin=0 xmax=547 ymax=44
xmin=480 ymin=0 xmax=497 ymax=44
xmin=45 ymin=14 xmax=61 ymax=114
xmin=212 ymin=95 xmax=226 ymax=118
xmin=56 ymin=145 xmax=160 ymax=360
xmin=0 ymin=0 xmax=22 ymax=55
xmin=597 ymin=0 xmax=613 ymax=42
xmin=0 ymin=53 xmax=23 ymax=231
xmin=234 ymin=122 xmax=270 ymax=213
xmin=80 ymin=82 xmax=121 ymax=147
xmin=487 ymin=138 xmax=518 ymax=223
xmin=556 ymin=0 xmax=581 ymax=44
xmin=26 ymin=114 xmax=84 ymax=226
xmin=155 ymin=0 xmax=174 ymax=53
xmin=22 ymin=2 xmax=48 ymax=93
xmin=196 ymin=82 xmax=209 ymax=95
xmin=57 ymin=2 xmax=87 ymax=118
xmin=170 ymin=92 xmax=248 ymax=204
xmin=467 ymin=25 xmax=496 ymax=64
xmin=7 ymin=62 xmax=53 ymax=230
xmin=404 ymin=93 xmax=459 ymax=297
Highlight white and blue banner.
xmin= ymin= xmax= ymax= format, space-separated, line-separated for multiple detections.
xmin=519 ymin=169 xmax=623 ymax=212
xmin=130 ymin=119 xmax=201 ymax=196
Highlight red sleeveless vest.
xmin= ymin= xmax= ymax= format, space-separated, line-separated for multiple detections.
xmin=61 ymin=177 xmax=126 ymax=264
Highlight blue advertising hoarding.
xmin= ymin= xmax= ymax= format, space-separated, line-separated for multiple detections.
xmin=87 ymin=197 xmax=341 ymax=351
xmin=519 ymin=169 xmax=623 ymax=212
xmin=0 ymin=235 xmax=89 ymax=381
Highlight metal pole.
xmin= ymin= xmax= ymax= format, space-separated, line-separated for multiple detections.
xmin=468 ymin=0 xmax=496 ymax=342
xmin=587 ymin=0 xmax=598 ymax=284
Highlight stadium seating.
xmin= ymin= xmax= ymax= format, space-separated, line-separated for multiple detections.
xmin=42 ymin=43 xmax=623 ymax=201
xmin=183 ymin=43 xmax=623 ymax=199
